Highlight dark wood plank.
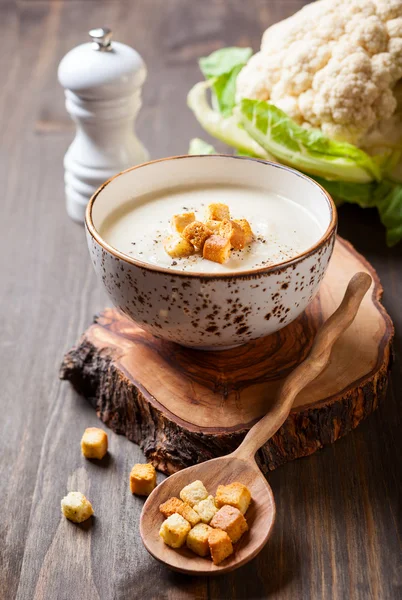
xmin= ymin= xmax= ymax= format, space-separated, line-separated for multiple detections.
xmin=3 ymin=1 xmax=209 ymax=599
xmin=1 ymin=1 xmax=401 ymax=599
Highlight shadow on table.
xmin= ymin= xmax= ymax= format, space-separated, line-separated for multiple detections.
xmin=86 ymin=452 xmax=114 ymax=469
xmin=336 ymin=204 xmax=402 ymax=259
xmin=166 ymin=529 xmax=299 ymax=599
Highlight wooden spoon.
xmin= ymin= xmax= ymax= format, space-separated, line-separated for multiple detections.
xmin=140 ymin=272 xmax=372 ymax=575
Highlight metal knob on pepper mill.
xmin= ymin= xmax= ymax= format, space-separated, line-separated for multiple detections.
xmin=58 ymin=28 xmax=149 ymax=223
xmin=89 ymin=27 xmax=113 ymax=51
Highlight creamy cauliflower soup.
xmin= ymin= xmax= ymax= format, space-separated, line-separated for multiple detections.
xmin=99 ymin=184 xmax=323 ymax=274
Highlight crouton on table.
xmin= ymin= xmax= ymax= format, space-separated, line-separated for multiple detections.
xmin=130 ymin=463 xmax=157 ymax=496
xmin=80 ymin=427 xmax=108 ymax=460
xmin=61 ymin=491 xmax=94 ymax=523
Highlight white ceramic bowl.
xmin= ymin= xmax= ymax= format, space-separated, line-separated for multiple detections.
xmin=86 ymin=155 xmax=337 ymax=349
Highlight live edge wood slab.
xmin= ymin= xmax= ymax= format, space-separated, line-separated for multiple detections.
xmin=60 ymin=237 xmax=394 ymax=475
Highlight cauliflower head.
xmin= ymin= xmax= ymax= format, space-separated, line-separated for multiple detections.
xmin=236 ymin=0 xmax=402 ymax=146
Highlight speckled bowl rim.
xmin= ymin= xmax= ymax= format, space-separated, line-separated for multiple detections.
xmin=86 ymin=155 xmax=337 ymax=279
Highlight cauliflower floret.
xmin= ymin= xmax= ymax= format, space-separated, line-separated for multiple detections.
xmin=273 ymin=95 xmax=303 ymax=123
xmin=361 ymin=82 xmax=402 ymax=151
xmin=374 ymin=0 xmax=402 ymax=21
xmin=388 ymin=37 xmax=402 ymax=72
xmin=235 ymin=51 xmax=280 ymax=101
xmin=313 ymin=53 xmax=382 ymax=129
xmin=371 ymin=53 xmax=399 ymax=88
xmin=347 ymin=15 xmax=388 ymax=55
xmin=274 ymin=40 xmax=333 ymax=97
xmin=236 ymin=0 xmax=402 ymax=147
xmin=387 ymin=17 xmax=402 ymax=37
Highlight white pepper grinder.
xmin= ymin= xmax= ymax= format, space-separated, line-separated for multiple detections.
xmin=58 ymin=28 xmax=149 ymax=223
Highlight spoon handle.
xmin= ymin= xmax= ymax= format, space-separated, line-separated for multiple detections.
xmin=233 ymin=271 xmax=372 ymax=462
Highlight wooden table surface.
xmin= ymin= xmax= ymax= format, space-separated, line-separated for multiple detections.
xmin=1 ymin=1 xmax=401 ymax=599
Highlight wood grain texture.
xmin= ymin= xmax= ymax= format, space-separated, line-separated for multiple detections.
xmin=0 ymin=1 xmax=401 ymax=599
xmin=60 ymin=239 xmax=392 ymax=474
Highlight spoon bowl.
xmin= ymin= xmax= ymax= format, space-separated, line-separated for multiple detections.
xmin=140 ymin=455 xmax=275 ymax=575
xmin=140 ymin=272 xmax=372 ymax=575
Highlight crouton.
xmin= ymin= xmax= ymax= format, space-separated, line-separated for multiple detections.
xmin=159 ymin=497 xmax=184 ymax=518
xmin=205 ymin=219 xmax=221 ymax=232
xmin=163 ymin=235 xmax=194 ymax=258
xmin=206 ymin=203 xmax=230 ymax=221
xmin=208 ymin=528 xmax=234 ymax=565
xmin=193 ymin=495 xmax=218 ymax=524
xmin=129 ymin=463 xmax=157 ymax=496
xmin=203 ymin=235 xmax=231 ymax=264
xmin=177 ymin=503 xmax=201 ymax=527
xmin=159 ymin=496 xmax=200 ymax=525
xmin=179 ymin=480 xmax=209 ymax=507
xmin=215 ymin=482 xmax=251 ymax=515
xmin=61 ymin=491 xmax=94 ymax=523
xmin=234 ymin=219 xmax=254 ymax=245
xmin=186 ymin=523 xmax=213 ymax=557
xmin=210 ymin=505 xmax=248 ymax=543
xmin=80 ymin=427 xmax=108 ymax=460
xmin=171 ymin=212 xmax=196 ymax=234
xmin=182 ymin=221 xmax=212 ymax=250
xmin=159 ymin=513 xmax=191 ymax=548
xmin=219 ymin=219 xmax=246 ymax=250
